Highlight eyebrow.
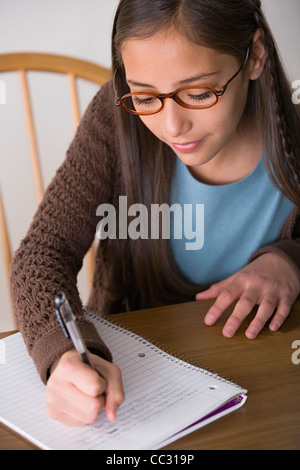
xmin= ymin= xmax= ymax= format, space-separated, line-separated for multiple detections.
xmin=127 ymin=72 xmax=219 ymax=89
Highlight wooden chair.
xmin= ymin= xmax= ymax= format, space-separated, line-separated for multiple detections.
xmin=0 ymin=52 xmax=111 ymax=325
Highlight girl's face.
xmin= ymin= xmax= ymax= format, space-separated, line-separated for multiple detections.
xmin=121 ymin=32 xmax=254 ymax=182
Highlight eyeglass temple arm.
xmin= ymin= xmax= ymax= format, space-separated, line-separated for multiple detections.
xmin=216 ymin=47 xmax=250 ymax=96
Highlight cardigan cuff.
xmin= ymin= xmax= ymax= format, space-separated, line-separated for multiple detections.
xmin=29 ymin=318 xmax=113 ymax=385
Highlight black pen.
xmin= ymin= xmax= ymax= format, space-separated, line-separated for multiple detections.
xmin=55 ymin=292 xmax=94 ymax=369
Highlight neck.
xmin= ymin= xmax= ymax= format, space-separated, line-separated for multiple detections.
xmin=188 ymin=118 xmax=263 ymax=185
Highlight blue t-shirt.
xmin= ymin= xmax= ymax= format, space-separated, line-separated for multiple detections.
xmin=169 ymin=157 xmax=294 ymax=285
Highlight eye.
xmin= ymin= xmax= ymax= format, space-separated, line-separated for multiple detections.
xmin=121 ymin=92 xmax=162 ymax=114
xmin=177 ymin=88 xmax=217 ymax=108
xmin=132 ymin=95 xmax=157 ymax=106
xmin=188 ymin=90 xmax=214 ymax=101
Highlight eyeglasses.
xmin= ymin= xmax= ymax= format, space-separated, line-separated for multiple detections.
xmin=114 ymin=48 xmax=250 ymax=116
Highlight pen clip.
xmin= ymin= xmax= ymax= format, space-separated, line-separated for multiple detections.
xmin=54 ymin=291 xmax=94 ymax=369
xmin=55 ymin=292 xmax=70 ymax=339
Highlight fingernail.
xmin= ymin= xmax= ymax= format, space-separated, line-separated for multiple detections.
xmin=107 ymin=409 xmax=116 ymax=422
xmin=205 ymin=314 xmax=215 ymax=325
xmin=270 ymin=321 xmax=280 ymax=332
xmin=196 ymin=292 xmax=206 ymax=300
xmin=223 ymin=326 xmax=235 ymax=338
xmin=246 ymin=326 xmax=258 ymax=339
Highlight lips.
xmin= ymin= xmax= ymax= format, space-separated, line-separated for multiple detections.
xmin=172 ymin=138 xmax=205 ymax=153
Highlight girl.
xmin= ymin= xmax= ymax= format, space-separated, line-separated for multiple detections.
xmin=10 ymin=0 xmax=300 ymax=426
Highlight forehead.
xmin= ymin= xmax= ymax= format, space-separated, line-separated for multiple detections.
xmin=121 ymin=32 xmax=233 ymax=89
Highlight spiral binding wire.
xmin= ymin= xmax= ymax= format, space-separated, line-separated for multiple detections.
xmin=84 ymin=310 xmax=244 ymax=391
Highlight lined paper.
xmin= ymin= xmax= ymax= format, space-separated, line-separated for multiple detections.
xmin=0 ymin=314 xmax=247 ymax=450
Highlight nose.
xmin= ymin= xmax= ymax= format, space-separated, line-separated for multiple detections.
xmin=161 ymin=98 xmax=192 ymax=138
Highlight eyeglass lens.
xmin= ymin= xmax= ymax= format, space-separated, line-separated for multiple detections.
xmin=122 ymin=88 xmax=218 ymax=114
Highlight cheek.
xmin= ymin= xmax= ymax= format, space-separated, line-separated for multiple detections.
xmin=209 ymin=89 xmax=248 ymax=136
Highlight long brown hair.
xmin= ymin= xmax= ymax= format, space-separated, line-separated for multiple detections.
xmin=104 ymin=0 xmax=300 ymax=310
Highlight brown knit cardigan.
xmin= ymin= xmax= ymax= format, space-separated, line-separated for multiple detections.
xmin=10 ymin=80 xmax=300 ymax=384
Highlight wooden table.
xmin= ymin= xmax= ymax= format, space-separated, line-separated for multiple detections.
xmin=1 ymin=299 xmax=300 ymax=450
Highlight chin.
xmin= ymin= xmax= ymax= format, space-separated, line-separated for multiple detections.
xmin=176 ymin=152 xmax=213 ymax=168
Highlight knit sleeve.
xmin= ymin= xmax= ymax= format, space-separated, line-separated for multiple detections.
xmin=10 ymin=81 xmax=117 ymax=384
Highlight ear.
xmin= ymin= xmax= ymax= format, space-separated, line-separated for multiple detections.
xmin=249 ymin=29 xmax=267 ymax=80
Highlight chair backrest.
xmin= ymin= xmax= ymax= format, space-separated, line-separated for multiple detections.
xmin=0 ymin=52 xmax=111 ymax=326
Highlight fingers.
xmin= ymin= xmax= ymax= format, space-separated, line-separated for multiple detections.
xmin=68 ymin=353 xmax=107 ymax=397
xmin=92 ymin=356 xmax=125 ymax=422
xmin=47 ymin=378 xmax=106 ymax=426
xmin=196 ymin=253 xmax=300 ymax=339
xmin=204 ymin=286 xmax=293 ymax=339
xmin=222 ymin=291 xmax=275 ymax=339
xmin=46 ymin=351 xmax=106 ymax=426
xmin=46 ymin=350 xmax=124 ymax=426
xmin=244 ymin=296 xmax=278 ymax=339
xmin=203 ymin=278 xmax=249 ymax=328
xmin=247 ymin=296 xmax=291 ymax=338
xmin=195 ymin=277 xmax=234 ymax=301
xmin=269 ymin=298 xmax=291 ymax=332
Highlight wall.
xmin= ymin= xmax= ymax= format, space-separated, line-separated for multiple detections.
xmin=0 ymin=0 xmax=299 ymax=331
xmin=0 ymin=0 xmax=120 ymax=331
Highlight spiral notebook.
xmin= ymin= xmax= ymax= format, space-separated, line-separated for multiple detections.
xmin=0 ymin=312 xmax=247 ymax=450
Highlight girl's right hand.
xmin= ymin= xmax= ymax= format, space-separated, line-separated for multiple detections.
xmin=46 ymin=350 xmax=125 ymax=426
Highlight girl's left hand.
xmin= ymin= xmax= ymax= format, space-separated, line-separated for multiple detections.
xmin=196 ymin=253 xmax=300 ymax=339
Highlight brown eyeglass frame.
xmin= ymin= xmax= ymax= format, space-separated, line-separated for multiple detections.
xmin=114 ymin=47 xmax=250 ymax=116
